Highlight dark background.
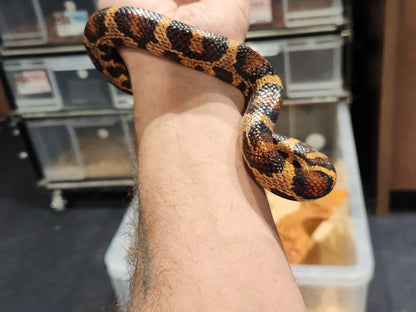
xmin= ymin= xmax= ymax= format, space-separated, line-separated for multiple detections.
xmin=350 ymin=0 xmax=383 ymax=204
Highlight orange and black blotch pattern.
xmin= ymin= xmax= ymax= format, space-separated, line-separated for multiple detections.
xmin=83 ymin=6 xmax=337 ymax=201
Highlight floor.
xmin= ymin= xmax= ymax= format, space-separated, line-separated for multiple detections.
xmin=1 ymin=119 xmax=415 ymax=312
xmin=0 ymin=120 xmax=126 ymax=312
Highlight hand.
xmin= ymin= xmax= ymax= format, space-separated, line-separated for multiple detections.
xmin=98 ymin=0 xmax=251 ymax=42
xmin=96 ymin=0 xmax=250 ymax=133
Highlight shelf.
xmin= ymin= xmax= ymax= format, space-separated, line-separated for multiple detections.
xmin=38 ymin=178 xmax=134 ymax=190
xmin=11 ymin=92 xmax=351 ymax=120
xmin=0 ymin=44 xmax=86 ymax=58
xmin=0 ymin=19 xmax=352 ymax=58
xmin=12 ymin=108 xmax=133 ymax=119
xmin=284 ymin=93 xmax=351 ymax=106
xmin=247 ymin=19 xmax=351 ymax=40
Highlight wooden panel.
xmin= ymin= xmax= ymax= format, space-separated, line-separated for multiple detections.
xmin=377 ymin=0 xmax=400 ymax=216
xmin=0 ymin=83 xmax=10 ymax=116
xmin=391 ymin=0 xmax=416 ymax=190
xmin=377 ymin=0 xmax=416 ymax=215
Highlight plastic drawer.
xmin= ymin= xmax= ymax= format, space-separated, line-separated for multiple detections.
xmin=277 ymin=102 xmax=337 ymax=157
xmin=104 ymin=103 xmax=374 ymax=311
xmin=247 ymin=35 xmax=343 ymax=98
xmin=26 ymin=115 xmax=134 ymax=182
xmin=249 ymin=0 xmax=343 ymax=30
xmin=26 ymin=119 xmax=84 ymax=181
xmin=0 ymin=0 xmax=46 ymax=46
xmin=110 ymin=86 xmax=134 ymax=109
xmin=0 ymin=0 xmax=96 ymax=47
xmin=3 ymin=55 xmax=117 ymax=112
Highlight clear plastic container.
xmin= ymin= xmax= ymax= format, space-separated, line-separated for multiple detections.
xmin=3 ymin=55 xmax=116 ymax=112
xmin=277 ymin=103 xmax=338 ymax=156
xmin=26 ymin=119 xmax=84 ymax=180
xmin=0 ymin=0 xmax=47 ymax=46
xmin=0 ymin=0 xmax=96 ymax=47
xmin=104 ymin=102 xmax=374 ymax=311
xmin=246 ymin=35 xmax=343 ymax=98
xmin=282 ymin=0 xmax=343 ymax=27
xmin=110 ymin=86 xmax=134 ymax=109
xmin=26 ymin=115 xmax=134 ymax=181
xmin=249 ymin=0 xmax=343 ymax=30
xmin=3 ymin=58 xmax=60 ymax=111
xmin=275 ymin=103 xmax=374 ymax=311
xmin=38 ymin=0 xmax=96 ymax=45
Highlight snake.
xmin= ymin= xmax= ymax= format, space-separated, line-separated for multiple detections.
xmin=83 ymin=6 xmax=336 ymax=201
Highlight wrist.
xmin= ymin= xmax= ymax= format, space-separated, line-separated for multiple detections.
xmin=119 ymin=48 xmax=246 ymax=138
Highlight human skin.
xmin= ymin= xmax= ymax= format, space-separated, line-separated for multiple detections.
xmin=98 ymin=0 xmax=307 ymax=311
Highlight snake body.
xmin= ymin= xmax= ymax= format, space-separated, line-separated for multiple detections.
xmin=83 ymin=6 xmax=336 ymax=201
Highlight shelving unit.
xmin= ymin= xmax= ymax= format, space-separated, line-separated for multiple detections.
xmin=0 ymin=0 xmax=134 ymax=210
xmin=0 ymin=1 xmax=353 ymax=210
xmin=0 ymin=4 xmax=354 ymax=195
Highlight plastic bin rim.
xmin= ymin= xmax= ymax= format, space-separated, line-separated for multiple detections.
xmin=292 ymin=258 xmax=374 ymax=287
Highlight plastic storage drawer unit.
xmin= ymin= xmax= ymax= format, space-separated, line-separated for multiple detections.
xmin=247 ymin=35 xmax=344 ymax=98
xmin=0 ymin=0 xmax=96 ymax=47
xmin=250 ymin=0 xmax=343 ymax=30
xmin=3 ymin=55 xmax=123 ymax=112
xmin=26 ymin=115 xmax=135 ymax=182
xmin=110 ymin=86 xmax=134 ymax=109
xmin=104 ymin=103 xmax=374 ymax=311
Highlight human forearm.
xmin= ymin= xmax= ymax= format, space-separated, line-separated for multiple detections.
xmin=124 ymin=49 xmax=307 ymax=311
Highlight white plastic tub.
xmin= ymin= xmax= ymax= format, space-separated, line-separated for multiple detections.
xmin=105 ymin=199 xmax=138 ymax=312
xmin=287 ymin=103 xmax=374 ymax=311
xmin=104 ymin=102 xmax=374 ymax=311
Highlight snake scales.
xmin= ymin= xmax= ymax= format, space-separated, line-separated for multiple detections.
xmin=83 ymin=6 xmax=336 ymax=201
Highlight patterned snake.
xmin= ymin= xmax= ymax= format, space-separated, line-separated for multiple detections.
xmin=83 ymin=6 xmax=336 ymax=201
